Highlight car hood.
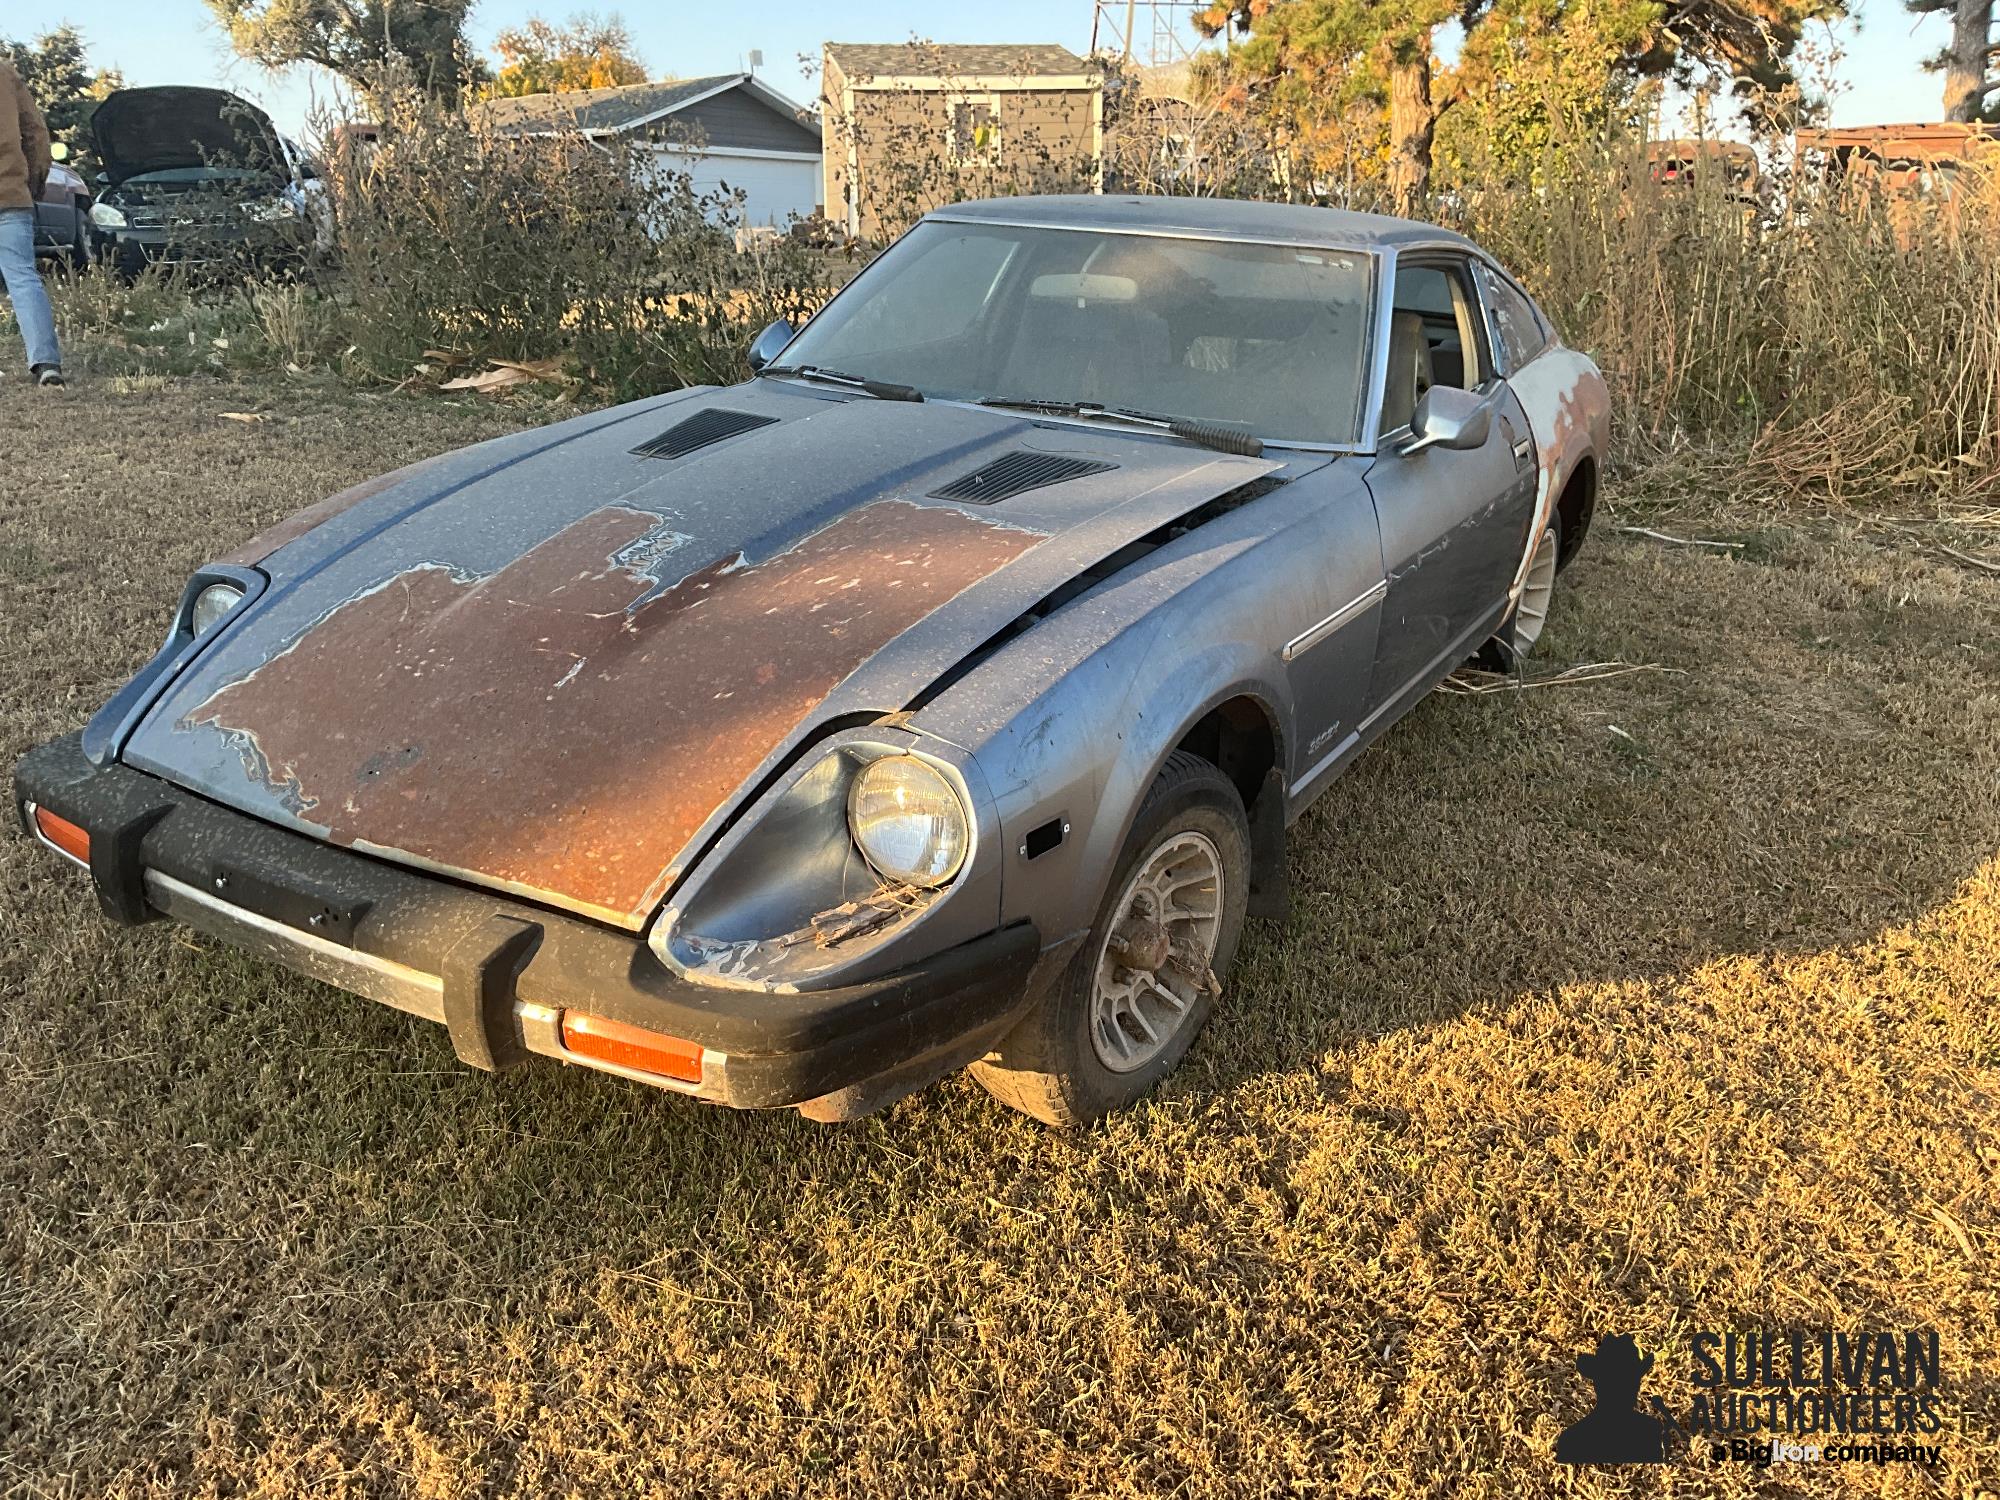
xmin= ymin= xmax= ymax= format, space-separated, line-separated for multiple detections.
xmin=121 ymin=384 xmax=1286 ymax=929
xmin=92 ymin=87 xmax=284 ymax=186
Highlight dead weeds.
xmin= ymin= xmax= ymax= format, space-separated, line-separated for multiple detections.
xmin=0 ymin=378 xmax=1995 ymax=1497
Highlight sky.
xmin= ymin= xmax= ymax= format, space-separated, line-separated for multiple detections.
xmin=8 ymin=0 xmax=1967 ymax=141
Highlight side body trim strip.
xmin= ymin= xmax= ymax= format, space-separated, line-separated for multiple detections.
xmin=1281 ymin=579 xmax=1388 ymax=662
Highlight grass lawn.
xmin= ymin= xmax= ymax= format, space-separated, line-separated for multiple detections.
xmin=1 ymin=375 xmax=1995 ymax=1497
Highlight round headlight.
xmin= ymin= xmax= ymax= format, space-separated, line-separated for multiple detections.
xmin=847 ymin=754 xmax=969 ymax=888
xmin=190 ymin=581 xmax=245 ymax=637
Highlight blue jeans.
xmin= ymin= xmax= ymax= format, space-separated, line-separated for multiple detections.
xmin=0 ymin=206 xmax=61 ymax=371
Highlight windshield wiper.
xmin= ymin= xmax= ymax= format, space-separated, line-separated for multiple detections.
xmin=977 ymin=397 xmax=1263 ymax=457
xmin=760 ymin=364 xmax=924 ymax=403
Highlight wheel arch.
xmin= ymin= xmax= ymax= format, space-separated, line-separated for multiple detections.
xmin=1170 ymin=690 xmax=1282 ymax=814
xmin=1169 ymin=689 xmax=1288 ymax=919
xmin=959 ymin=643 xmax=1295 ymax=954
xmin=1553 ymin=453 xmax=1597 ymax=570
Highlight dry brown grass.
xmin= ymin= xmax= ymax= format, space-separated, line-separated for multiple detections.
xmin=1 ymin=377 xmax=1996 ymax=1497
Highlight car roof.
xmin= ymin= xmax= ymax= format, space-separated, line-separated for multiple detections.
xmin=926 ymin=194 xmax=1482 ymax=253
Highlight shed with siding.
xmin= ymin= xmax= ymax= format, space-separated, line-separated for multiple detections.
xmin=821 ymin=43 xmax=1103 ymax=243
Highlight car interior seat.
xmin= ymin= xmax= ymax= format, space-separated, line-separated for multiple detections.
xmin=1382 ymin=311 xmax=1435 ymax=433
xmin=1002 ymin=295 xmax=1172 ymax=406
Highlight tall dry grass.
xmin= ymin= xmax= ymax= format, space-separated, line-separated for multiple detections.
xmin=17 ymin=89 xmax=1995 ymax=508
xmin=1094 ymin=84 xmax=2000 ymax=506
xmin=1441 ymin=143 xmax=2000 ymax=505
xmin=321 ymin=92 xmax=837 ymax=397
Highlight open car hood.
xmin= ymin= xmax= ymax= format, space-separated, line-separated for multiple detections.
xmin=119 ymin=386 xmax=1284 ymax=929
xmin=92 ymin=86 xmax=284 ymax=186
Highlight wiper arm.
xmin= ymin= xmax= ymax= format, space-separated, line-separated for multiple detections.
xmin=977 ymin=396 xmax=1085 ymax=415
xmin=976 ymin=397 xmax=1263 ymax=457
xmin=760 ymin=364 xmax=924 ymax=403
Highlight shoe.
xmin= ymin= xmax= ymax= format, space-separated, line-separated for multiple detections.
xmin=33 ymin=366 xmax=64 ymax=387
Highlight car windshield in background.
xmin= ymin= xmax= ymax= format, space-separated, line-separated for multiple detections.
xmin=777 ymin=220 xmax=1376 ymax=446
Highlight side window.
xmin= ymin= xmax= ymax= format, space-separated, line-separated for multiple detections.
xmin=1383 ymin=259 xmax=1490 ymax=432
xmin=1477 ymin=263 xmax=1551 ymax=373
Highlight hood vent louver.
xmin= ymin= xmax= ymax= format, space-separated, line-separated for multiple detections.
xmin=631 ymin=407 xmax=780 ymax=461
xmin=930 ymin=451 xmax=1118 ymax=504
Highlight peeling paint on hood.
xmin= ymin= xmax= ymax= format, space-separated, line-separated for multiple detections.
xmin=123 ymin=385 xmax=1283 ymax=928
xmin=179 ymin=501 xmax=1041 ymax=927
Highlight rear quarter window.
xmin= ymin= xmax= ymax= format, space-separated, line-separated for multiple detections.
xmin=1478 ymin=263 xmax=1552 ymax=373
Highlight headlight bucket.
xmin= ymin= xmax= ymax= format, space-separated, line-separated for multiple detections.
xmin=79 ymin=563 xmax=268 ymax=768
xmin=847 ymin=754 xmax=969 ymax=888
xmin=648 ymin=732 xmax=998 ymax=992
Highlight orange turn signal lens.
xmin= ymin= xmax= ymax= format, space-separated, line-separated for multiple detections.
xmin=30 ymin=804 xmax=90 ymax=866
xmin=560 ymin=1010 xmax=704 ymax=1083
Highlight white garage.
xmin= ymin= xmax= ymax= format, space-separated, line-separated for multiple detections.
xmin=478 ymin=72 xmax=823 ymax=230
xmin=647 ymin=144 xmax=822 ymax=228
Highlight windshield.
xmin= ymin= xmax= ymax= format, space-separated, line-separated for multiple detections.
xmin=778 ymin=219 xmax=1376 ymax=445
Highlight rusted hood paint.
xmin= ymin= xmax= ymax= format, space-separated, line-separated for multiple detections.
xmin=123 ymin=386 xmax=1281 ymax=928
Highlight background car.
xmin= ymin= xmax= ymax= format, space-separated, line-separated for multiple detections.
xmin=85 ymin=85 xmax=322 ymax=278
xmin=31 ymin=142 xmax=90 ymax=269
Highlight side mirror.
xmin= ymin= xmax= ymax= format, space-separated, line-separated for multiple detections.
xmin=746 ymin=318 xmax=794 ymax=372
xmin=49 ymin=141 xmax=70 ymax=163
xmin=1401 ymin=386 xmax=1492 ymax=456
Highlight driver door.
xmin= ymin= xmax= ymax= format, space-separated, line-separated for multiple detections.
xmin=1361 ymin=254 xmax=1537 ymax=710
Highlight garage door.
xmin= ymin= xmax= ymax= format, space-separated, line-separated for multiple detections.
xmin=649 ymin=147 xmax=821 ymax=228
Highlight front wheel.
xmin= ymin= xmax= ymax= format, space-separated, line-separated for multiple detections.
xmin=971 ymin=751 xmax=1251 ymax=1126
xmin=1478 ymin=515 xmax=1561 ymax=669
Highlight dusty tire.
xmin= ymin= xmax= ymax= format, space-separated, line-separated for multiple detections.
xmin=971 ymin=751 xmax=1250 ymax=1126
xmin=1477 ymin=514 xmax=1562 ymax=670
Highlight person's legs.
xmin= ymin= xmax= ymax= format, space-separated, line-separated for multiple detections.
xmin=0 ymin=208 xmax=62 ymax=374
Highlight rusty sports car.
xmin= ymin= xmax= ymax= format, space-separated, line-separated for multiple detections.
xmin=16 ymin=196 xmax=1608 ymax=1126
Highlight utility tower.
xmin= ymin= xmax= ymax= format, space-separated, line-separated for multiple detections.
xmin=1089 ymin=0 xmax=1209 ymax=67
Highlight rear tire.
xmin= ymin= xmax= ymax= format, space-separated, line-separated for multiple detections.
xmin=971 ymin=751 xmax=1250 ymax=1126
xmin=1477 ymin=514 xmax=1561 ymax=670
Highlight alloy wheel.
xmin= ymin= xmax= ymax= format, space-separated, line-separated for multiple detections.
xmin=1514 ymin=524 xmax=1559 ymax=654
xmin=1089 ymin=830 xmax=1225 ymax=1073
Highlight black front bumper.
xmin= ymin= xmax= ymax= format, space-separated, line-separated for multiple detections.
xmin=15 ymin=733 xmax=1041 ymax=1113
xmin=94 ymin=226 xmax=302 ymax=278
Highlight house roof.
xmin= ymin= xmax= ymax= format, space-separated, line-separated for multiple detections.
xmin=825 ymin=43 xmax=1093 ymax=81
xmin=472 ymin=73 xmax=814 ymax=137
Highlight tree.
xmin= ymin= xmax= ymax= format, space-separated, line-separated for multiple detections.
xmin=1197 ymin=0 xmax=1457 ymax=211
xmin=486 ymin=12 xmax=648 ymax=97
xmin=201 ymin=0 xmax=484 ymax=103
xmin=1621 ymin=0 xmax=1846 ymax=125
xmin=1198 ymin=0 xmax=1844 ymax=212
xmin=1906 ymin=0 xmax=1996 ymax=120
xmin=1439 ymin=0 xmax=1659 ymax=185
xmin=1 ymin=26 xmax=124 ymax=177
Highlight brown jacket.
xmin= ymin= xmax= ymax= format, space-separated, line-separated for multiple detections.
xmin=1 ymin=60 xmax=52 ymax=212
